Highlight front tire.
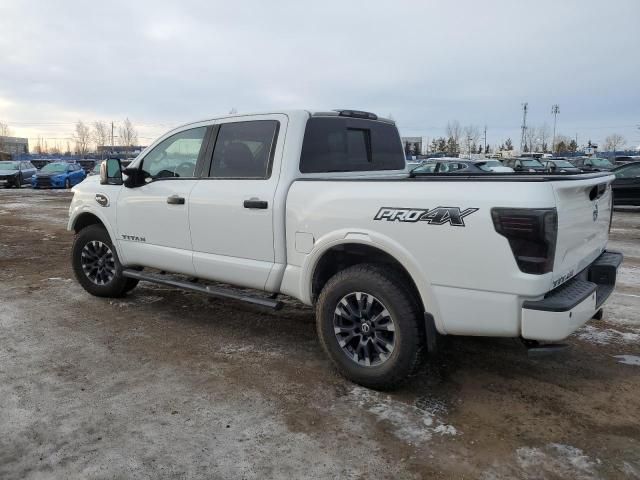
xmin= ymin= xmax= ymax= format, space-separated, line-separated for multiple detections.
xmin=65 ymin=178 xmax=71 ymax=189
xmin=72 ymin=225 xmax=134 ymax=297
xmin=316 ymin=264 xmax=425 ymax=390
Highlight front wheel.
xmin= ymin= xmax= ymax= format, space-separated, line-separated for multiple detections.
xmin=316 ymin=264 xmax=425 ymax=390
xmin=65 ymin=178 xmax=71 ymax=189
xmin=72 ymin=225 xmax=135 ymax=297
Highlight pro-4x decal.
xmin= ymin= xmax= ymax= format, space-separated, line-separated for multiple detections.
xmin=374 ymin=207 xmax=479 ymax=227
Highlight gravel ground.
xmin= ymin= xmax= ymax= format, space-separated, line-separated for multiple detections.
xmin=1 ymin=188 xmax=639 ymax=479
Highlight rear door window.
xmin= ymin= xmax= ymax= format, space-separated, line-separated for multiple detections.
xmin=208 ymin=120 xmax=279 ymax=179
xmin=299 ymin=117 xmax=404 ymax=173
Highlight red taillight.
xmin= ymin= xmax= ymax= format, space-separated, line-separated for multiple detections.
xmin=491 ymin=208 xmax=558 ymax=274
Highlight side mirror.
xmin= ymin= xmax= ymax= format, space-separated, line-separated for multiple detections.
xmin=100 ymin=159 xmax=123 ymax=185
xmin=122 ymin=165 xmax=148 ymax=188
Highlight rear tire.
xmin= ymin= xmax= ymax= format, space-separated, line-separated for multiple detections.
xmin=72 ymin=225 xmax=133 ymax=297
xmin=316 ymin=264 xmax=425 ymax=390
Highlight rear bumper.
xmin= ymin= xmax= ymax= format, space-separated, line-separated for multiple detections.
xmin=521 ymin=251 xmax=623 ymax=341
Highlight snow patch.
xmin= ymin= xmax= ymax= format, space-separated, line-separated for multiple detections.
xmin=576 ymin=325 xmax=640 ymax=345
xmin=433 ymin=424 xmax=458 ymax=435
xmin=613 ymin=354 xmax=640 ymax=366
xmin=617 ymin=264 xmax=640 ymax=287
xmin=515 ymin=443 xmax=599 ymax=479
xmin=347 ymin=387 xmax=458 ymax=445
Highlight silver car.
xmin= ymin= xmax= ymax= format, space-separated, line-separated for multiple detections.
xmin=0 ymin=160 xmax=37 ymax=188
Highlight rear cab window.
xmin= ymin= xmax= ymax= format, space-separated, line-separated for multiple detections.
xmin=299 ymin=116 xmax=405 ymax=173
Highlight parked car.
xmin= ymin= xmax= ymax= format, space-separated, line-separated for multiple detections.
xmin=502 ymin=158 xmax=546 ymax=172
xmin=31 ymin=162 xmax=87 ymax=189
xmin=611 ymin=161 xmax=640 ymax=206
xmin=614 ymin=155 xmax=640 ymax=165
xmin=410 ymin=158 xmax=494 ymax=174
xmin=569 ymin=157 xmax=615 ymax=172
xmin=68 ymin=109 xmax=621 ymax=389
xmin=474 ymin=159 xmax=514 ymax=173
xmin=0 ymin=160 xmax=37 ymax=188
xmin=542 ymin=159 xmax=582 ymax=173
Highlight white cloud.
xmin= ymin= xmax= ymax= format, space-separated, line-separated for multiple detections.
xmin=0 ymin=0 xmax=638 ymax=147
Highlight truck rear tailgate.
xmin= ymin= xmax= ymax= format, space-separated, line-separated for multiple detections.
xmin=550 ymin=174 xmax=614 ymax=288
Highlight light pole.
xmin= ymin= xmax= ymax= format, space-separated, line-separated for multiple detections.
xmin=484 ymin=125 xmax=487 ymax=155
xmin=551 ymin=104 xmax=560 ymax=155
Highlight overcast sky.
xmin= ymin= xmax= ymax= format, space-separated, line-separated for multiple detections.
xmin=0 ymin=0 xmax=638 ymax=149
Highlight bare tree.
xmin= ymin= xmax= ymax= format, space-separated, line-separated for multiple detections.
xmin=603 ymin=134 xmax=626 ymax=153
xmin=0 ymin=121 xmax=11 ymax=152
xmin=34 ymin=136 xmax=43 ymax=155
xmin=524 ymin=126 xmax=539 ymax=153
xmin=462 ymin=125 xmax=480 ymax=157
xmin=119 ymin=118 xmax=138 ymax=150
xmin=73 ymin=120 xmax=91 ymax=156
xmin=92 ymin=121 xmax=110 ymax=150
xmin=446 ymin=120 xmax=462 ymax=146
xmin=538 ymin=123 xmax=551 ymax=152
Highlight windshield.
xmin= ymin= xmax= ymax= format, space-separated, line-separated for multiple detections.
xmin=590 ymin=158 xmax=613 ymax=167
xmin=0 ymin=161 xmax=19 ymax=170
xmin=92 ymin=163 xmax=101 ymax=173
xmin=521 ymin=159 xmax=544 ymax=167
xmin=40 ymin=163 xmax=68 ymax=173
xmin=552 ymin=160 xmax=575 ymax=168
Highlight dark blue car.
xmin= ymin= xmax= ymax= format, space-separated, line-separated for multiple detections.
xmin=31 ymin=162 xmax=86 ymax=189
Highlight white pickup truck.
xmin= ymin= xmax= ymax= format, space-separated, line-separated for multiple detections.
xmin=68 ymin=110 xmax=622 ymax=389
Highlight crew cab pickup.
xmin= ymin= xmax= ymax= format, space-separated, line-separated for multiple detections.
xmin=68 ymin=110 xmax=622 ymax=389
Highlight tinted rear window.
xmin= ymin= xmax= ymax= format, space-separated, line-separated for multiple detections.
xmin=299 ymin=117 xmax=404 ymax=173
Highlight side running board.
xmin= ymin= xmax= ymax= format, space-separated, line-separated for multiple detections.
xmin=122 ymin=269 xmax=283 ymax=310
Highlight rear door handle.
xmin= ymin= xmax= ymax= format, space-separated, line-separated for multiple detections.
xmin=167 ymin=195 xmax=185 ymax=205
xmin=243 ymin=199 xmax=268 ymax=209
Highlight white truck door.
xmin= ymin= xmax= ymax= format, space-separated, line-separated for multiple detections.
xmin=116 ymin=126 xmax=209 ymax=275
xmin=189 ymin=115 xmax=287 ymax=290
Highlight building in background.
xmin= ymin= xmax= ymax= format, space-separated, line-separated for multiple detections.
xmin=0 ymin=136 xmax=29 ymax=156
xmin=96 ymin=145 xmax=146 ymax=157
xmin=401 ymin=137 xmax=422 ymax=158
